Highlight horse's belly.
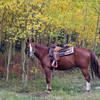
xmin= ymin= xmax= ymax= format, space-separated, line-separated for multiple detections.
xmin=58 ymin=55 xmax=75 ymax=70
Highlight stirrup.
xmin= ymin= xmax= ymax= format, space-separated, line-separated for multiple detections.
xmin=52 ymin=61 xmax=58 ymax=68
xmin=55 ymin=62 xmax=58 ymax=67
xmin=51 ymin=60 xmax=55 ymax=67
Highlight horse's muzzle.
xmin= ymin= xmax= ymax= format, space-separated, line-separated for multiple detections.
xmin=28 ymin=53 xmax=34 ymax=59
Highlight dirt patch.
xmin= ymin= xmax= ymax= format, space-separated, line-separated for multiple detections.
xmin=16 ymin=89 xmax=50 ymax=97
xmin=31 ymin=91 xmax=50 ymax=97
xmin=16 ymin=89 xmax=29 ymax=93
xmin=0 ymin=82 xmax=10 ymax=88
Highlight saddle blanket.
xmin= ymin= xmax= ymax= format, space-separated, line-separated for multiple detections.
xmin=59 ymin=47 xmax=74 ymax=56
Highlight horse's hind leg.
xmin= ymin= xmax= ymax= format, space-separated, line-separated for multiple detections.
xmin=80 ymin=68 xmax=91 ymax=91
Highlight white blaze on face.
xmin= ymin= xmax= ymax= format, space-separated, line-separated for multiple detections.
xmin=29 ymin=44 xmax=32 ymax=52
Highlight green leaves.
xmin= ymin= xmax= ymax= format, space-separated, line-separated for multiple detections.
xmin=0 ymin=0 xmax=100 ymax=46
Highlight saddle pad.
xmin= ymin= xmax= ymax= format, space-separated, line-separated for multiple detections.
xmin=59 ymin=47 xmax=74 ymax=56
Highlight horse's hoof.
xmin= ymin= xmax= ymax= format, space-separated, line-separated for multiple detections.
xmin=45 ymin=90 xmax=51 ymax=94
xmin=86 ymin=90 xmax=90 ymax=92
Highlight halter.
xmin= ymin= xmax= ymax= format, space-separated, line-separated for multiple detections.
xmin=28 ymin=45 xmax=36 ymax=55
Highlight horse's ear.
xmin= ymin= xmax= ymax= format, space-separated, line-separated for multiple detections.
xmin=27 ymin=38 xmax=34 ymax=42
xmin=27 ymin=39 xmax=29 ymax=43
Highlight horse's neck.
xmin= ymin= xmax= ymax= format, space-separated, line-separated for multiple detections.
xmin=35 ymin=43 xmax=48 ymax=60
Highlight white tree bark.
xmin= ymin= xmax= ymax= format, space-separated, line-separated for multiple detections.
xmin=6 ymin=41 xmax=12 ymax=81
xmin=21 ymin=39 xmax=26 ymax=84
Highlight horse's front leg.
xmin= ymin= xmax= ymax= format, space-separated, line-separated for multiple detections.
xmin=44 ymin=67 xmax=51 ymax=93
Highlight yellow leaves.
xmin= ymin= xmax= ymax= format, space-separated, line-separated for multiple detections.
xmin=0 ymin=0 xmax=99 ymax=47
xmin=30 ymin=67 xmax=40 ymax=74
xmin=32 ymin=0 xmax=43 ymax=5
xmin=96 ymin=34 xmax=100 ymax=43
xmin=27 ymin=23 xmax=32 ymax=31
xmin=50 ymin=0 xmax=71 ymax=12
xmin=34 ymin=25 xmax=40 ymax=30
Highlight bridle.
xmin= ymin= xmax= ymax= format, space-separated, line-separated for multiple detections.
xmin=28 ymin=44 xmax=36 ymax=57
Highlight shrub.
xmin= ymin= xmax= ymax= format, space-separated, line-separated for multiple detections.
xmin=95 ymin=48 xmax=100 ymax=57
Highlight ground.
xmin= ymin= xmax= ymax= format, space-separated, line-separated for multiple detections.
xmin=0 ymin=68 xmax=100 ymax=100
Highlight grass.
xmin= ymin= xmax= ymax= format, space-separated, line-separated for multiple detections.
xmin=0 ymin=69 xmax=100 ymax=100
xmin=0 ymin=90 xmax=38 ymax=100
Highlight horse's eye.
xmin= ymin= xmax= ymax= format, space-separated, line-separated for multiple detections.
xmin=25 ymin=46 xmax=28 ymax=50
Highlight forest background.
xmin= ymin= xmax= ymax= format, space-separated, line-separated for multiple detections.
xmin=0 ymin=0 xmax=100 ymax=93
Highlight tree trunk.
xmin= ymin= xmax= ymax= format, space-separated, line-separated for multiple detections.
xmin=6 ymin=41 xmax=12 ymax=81
xmin=68 ymin=35 xmax=72 ymax=44
xmin=21 ymin=39 xmax=26 ymax=84
xmin=94 ymin=11 xmax=100 ymax=52
xmin=82 ymin=4 xmax=87 ymax=48
xmin=24 ymin=56 xmax=29 ymax=89
xmin=12 ymin=43 xmax=15 ymax=67
xmin=0 ymin=35 xmax=1 ymax=46
xmin=81 ymin=38 xmax=85 ymax=48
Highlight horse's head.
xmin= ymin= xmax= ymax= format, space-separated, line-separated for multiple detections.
xmin=27 ymin=39 xmax=35 ymax=58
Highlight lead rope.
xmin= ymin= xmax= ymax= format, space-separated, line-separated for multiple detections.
xmin=51 ymin=68 xmax=55 ymax=80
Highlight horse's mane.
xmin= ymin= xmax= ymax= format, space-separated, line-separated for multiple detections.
xmin=35 ymin=43 xmax=49 ymax=53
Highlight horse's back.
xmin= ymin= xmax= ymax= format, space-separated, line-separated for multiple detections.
xmin=57 ymin=47 xmax=91 ymax=70
xmin=75 ymin=47 xmax=90 ymax=59
xmin=74 ymin=47 xmax=91 ymax=67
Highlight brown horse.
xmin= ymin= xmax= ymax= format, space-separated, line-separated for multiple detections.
xmin=27 ymin=40 xmax=100 ymax=92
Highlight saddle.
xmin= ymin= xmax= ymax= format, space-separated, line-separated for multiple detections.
xmin=53 ymin=46 xmax=62 ymax=52
xmin=49 ymin=45 xmax=74 ymax=68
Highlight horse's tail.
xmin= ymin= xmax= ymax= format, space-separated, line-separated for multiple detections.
xmin=90 ymin=50 xmax=100 ymax=79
